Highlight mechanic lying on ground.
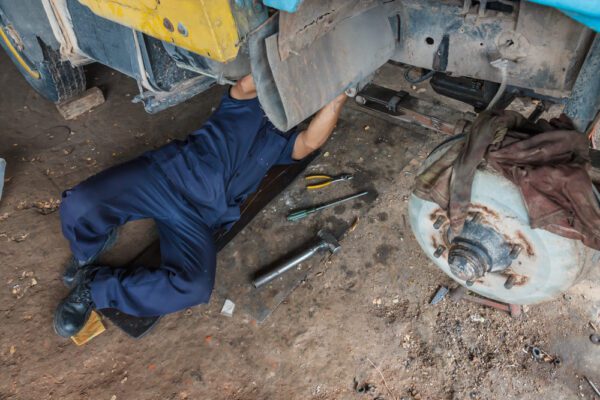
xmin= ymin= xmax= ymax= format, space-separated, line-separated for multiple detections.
xmin=54 ymin=75 xmax=347 ymax=337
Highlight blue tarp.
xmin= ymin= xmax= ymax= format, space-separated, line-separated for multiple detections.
xmin=262 ymin=0 xmax=303 ymax=13
xmin=528 ymin=0 xmax=600 ymax=31
xmin=0 ymin=158 xmax=5 ymax=201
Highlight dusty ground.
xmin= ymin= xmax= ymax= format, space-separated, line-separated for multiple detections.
xmin=1 ymin=52 xmax=600 ymax=400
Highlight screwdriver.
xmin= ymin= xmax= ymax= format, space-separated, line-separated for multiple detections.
xmin=287 ymin=190 xmax=370 ymax=222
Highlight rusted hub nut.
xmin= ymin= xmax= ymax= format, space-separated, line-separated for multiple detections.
xmin=433 ymin=245 xmax=445 ymax=258
xmin=447 ymin=240 xmax=492 ymax=282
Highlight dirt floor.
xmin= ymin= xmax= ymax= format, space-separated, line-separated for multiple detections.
xmin=1 ymin=52 xmax=600 ymax=400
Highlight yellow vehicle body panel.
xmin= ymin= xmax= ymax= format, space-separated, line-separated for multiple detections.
xmin=77 ymin=0 xmax=240 ymax=62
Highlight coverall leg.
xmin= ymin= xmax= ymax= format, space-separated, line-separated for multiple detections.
xmin=60 ymin=156 xmax=216 ymax=317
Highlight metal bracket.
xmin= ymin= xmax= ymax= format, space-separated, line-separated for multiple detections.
xmin=354 ymin=83 xmax=471 ymax=135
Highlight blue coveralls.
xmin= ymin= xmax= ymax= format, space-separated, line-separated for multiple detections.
xmin=59 ymin=91 xmax=299 ymax=317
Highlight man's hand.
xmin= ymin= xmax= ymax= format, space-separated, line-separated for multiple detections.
xmin=230 ymin=75 xmax=257 ymax=100
xmin=292 ymin=93 xmax=348 ymax=160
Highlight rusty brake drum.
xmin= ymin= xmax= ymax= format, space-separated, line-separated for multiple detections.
xmin=408 ymin=141 xmax=597 ymax=304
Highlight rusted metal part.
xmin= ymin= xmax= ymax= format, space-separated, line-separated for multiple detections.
xmin=503 ymin=275 xmax=516 ymax=289
xmin=355 ymin=83 xmax=471 ymax=135
xmin=529 ymin=346 xmax=561 ymax=366
xmin=433 ymin=245 xmax=445 ymax=258
xmin=450 ymin=286 xmax=521 ymax=318
xmin=446 ymin=211 xmax=515 ymax=282
xmin=405 ymin=108 xmax=459 ymax=136
xmin=277 ymin=0 xmax=377 ymax=62
xmin=410 ymin=115 xmax=599 ymax=304
xmin=527 ymin=100 xmax=547 ymax=122
xmin=263 ymin=6 xmax=395 ymax=131
xmin=514 ymin=231 xmax=534 ymax=258
xmin=387 ymin=0 xmax=594 ymax=97
xmin=410 ymin=164 xmax=595 ymax=304
xmin=502 ymin=272 xmax=529 ymax=289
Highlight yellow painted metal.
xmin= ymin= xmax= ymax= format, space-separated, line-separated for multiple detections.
xmin=0 ymin=26 xmax=40 ymax=79
xmin=77 ymin=0 xmax=240 ymax=62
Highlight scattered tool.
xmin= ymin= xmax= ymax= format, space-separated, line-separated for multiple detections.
xmin=287 ymin=190 xmax=369 ymax=222
xmin=585 ymin=376 xmax=600 ymax=397
xmin=430 ymin=286 xmax=449 ymax=305
xmin=449 ymin=286 xmax=521 ymax=318
xmin=305 ymin=173 xmax=353 ymax=190
xmin=253 ymin=229 xmax=341 ymax=288
xmin=529 ymin=345 xmax=561 ymax=366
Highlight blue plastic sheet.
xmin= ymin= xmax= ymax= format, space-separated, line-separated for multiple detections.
xmin=262 ymin=0 xmax=303 ymax=13
xmin=0 ymin=158 xmax=5 ymax=201
xmin=527 ymin=0 xmax=600 ymax=31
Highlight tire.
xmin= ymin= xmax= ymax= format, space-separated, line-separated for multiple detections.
xmin=0 ymin=28 xmax=86 ymax=103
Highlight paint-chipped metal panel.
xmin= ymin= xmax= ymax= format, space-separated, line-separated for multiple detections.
xmin=389 ymin=0 xmax=594 ymax=97
xmin=264 ymin=5 xmax=395 ymax=131
xmin=67 ymin=0 xmax=141 ymax=80
xmin=76 ymin=0 xmax=240 ymax=62
xmin=0 ymin=0 xmax=60 ymax=63
xmin=277 ymin=0 xmax=378 ymax=61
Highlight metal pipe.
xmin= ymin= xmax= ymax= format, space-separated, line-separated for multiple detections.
xmin=252 ymin=241 xmax=328 ymax=288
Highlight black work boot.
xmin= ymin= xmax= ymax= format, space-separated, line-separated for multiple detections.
xmin=62 ymin=257 xmax=89 ymax=288
xmin=63 ymin=230 xmax=117 ymax=288
xmin=54 ymin=270 xmax=97 ymax=338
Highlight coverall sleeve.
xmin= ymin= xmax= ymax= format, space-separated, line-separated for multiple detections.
xmin=275 ymin=128 xmax=301 ymax=165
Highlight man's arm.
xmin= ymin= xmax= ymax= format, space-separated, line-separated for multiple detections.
xmin=291 ymin=93 xmax=348 ymax=160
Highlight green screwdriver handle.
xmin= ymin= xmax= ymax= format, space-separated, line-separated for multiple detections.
xmin=286 ymin=191 xmax=369 ymax=222
xmin=287 ymin=208 xmax=316 ymax=221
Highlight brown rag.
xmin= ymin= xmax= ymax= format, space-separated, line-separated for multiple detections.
xmin=414 ymin=110 xmax=600 ymax=250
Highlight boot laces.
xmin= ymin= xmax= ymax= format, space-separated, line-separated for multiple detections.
xmin=72 ymin=285 xmax=92 ymax=304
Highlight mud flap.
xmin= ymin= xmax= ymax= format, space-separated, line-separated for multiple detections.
xmin=249 ymin=5 xmax=396 ymax=131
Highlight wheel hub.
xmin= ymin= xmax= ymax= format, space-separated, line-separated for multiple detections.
xmin=445 ymin=213 xmax=515 ymax=282
xmin=408 ymin=139 xmax=596 ymax=304
xmin=448 ymin=240 xmax=492 ymax=282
